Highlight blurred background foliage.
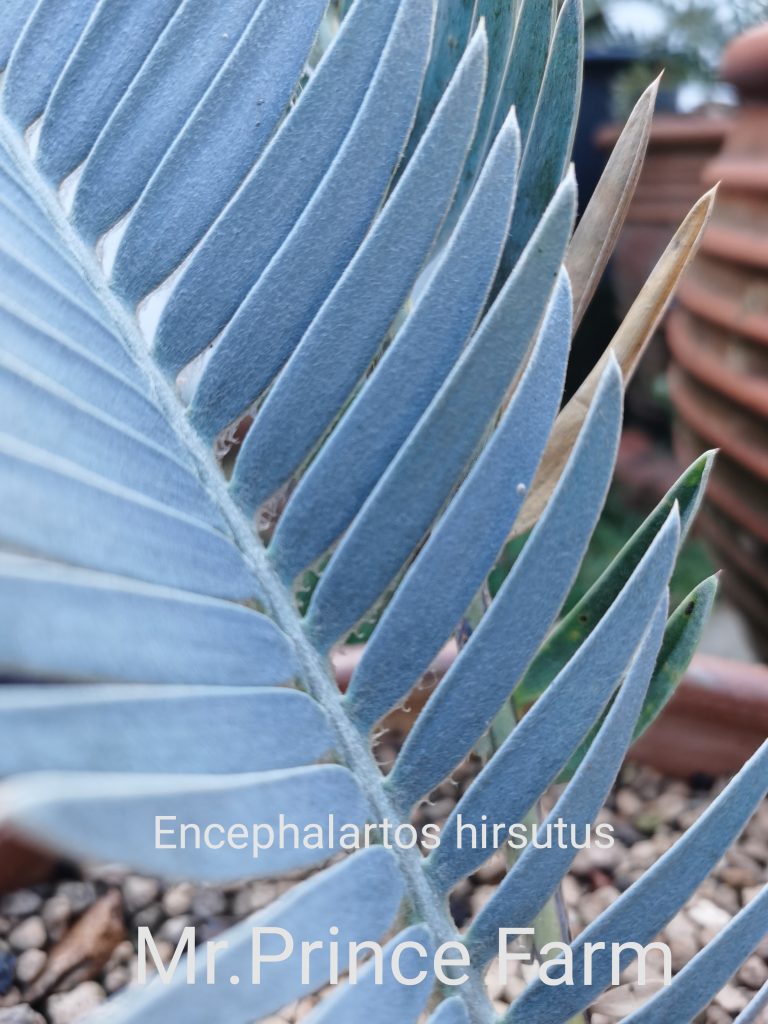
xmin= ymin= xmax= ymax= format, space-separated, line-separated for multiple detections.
xmin=584 ymin=0 xmax=768 ymax=114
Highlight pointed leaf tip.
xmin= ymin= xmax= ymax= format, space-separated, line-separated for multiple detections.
xmin=467 ymin=17 xmax=489 ymax=60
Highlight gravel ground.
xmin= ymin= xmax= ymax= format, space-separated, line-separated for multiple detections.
xmin=0 ymin=763 xmax=764 ymax=1024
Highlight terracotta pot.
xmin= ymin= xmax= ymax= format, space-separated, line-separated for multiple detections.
xmin=0 ymin=827 xmax=58 ymax=894
xmin=333 ymin=644 xmax=768 ymax=780
xmin=720 ymin=24 xmax=768 ymax=98
xmin=667 ymin=28 xmax=768 ymax=659
xmin=630 ymin=655 xmax=768 ymax=778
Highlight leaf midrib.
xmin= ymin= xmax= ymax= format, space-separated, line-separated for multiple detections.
xmin=0 ymin=114 xmax=496 ymax=1024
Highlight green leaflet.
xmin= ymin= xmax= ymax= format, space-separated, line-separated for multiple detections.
xmin=514 ymin=450 xmax=715 ymax=709
xmin=632 ymin=573 xmax=718 ymax=739
xmin=557 ymin=573 xmax=718 ymax=783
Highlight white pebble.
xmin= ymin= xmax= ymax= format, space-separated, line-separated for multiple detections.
xmin=8 ymin=919 xmax=45 ymax=954
xmin=47 ymin=982 xmax=105 ymax=1024
xmin=14 ymin=950 xmax=45 ymax=985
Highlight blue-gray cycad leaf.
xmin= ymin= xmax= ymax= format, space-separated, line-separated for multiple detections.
xmin=267 ymin=102 xmax=529 ymax=585
xmin=0 ymin=299 xmax=176 ymax=446
xmin=0 ymin=157 xmax=63 ymax=238
xmin=0 ymin=1 xmax=758 ymax=1021
xmin=502 ymin=0 xmax=583 ymax=273
xmin=622 ymin=886 xmax=768 ymax=1024
xmin=2 ymin=764 xmax=368 ymax=881
xmin=0 ymin=0 xmax=37 ymax=70
xmin=187 ymin=0 xmax=435 ymax=440
xmin=153 ymin=0 xmax=404 ymax=375
xmin=467 ymin=596 xmax=669 ymax=965
xmin=506 ymin=743 xmax=768 ymax=1023
xmin=0 ymin=685 xmax=331 ymax=775
xmin=0 ymin=434 xmax=258 ymax=598
xmin=404 ymin=0 xmax=475 ymax=163
xmin=345 ymin=268 xmax=571 ymax=731
xmin=35 ymin=0 xmax=180 ymax=182
xmin=425 ymin=506 xmax=680 ymax=891
xmin=412 ymin=0 xmax=553 ymax=234
xmin=736 ymin=976 xmax=768 ymax=1024
xmin=388 ymin=356 xmax=623 ymax=807
xmin=299 ymin=174 xmax=576 ymax=648
xmin=448 ymin=0 xmax=519 ymax=211
xmin=0 ymin=242 xmax=127 ymax=367
xmin=492 ymin=0 xmax=555 ymax=146
xmin=448 ymin=0 xmax=550 ymax=227
xmin=72 ymin=0 xmax=271 ymax=242
xmin=0 ymin=556 xmax=293 ymax=687
xmin=0 ymin=198 xmax=100 ymax=308
xmin=111 ymin=0 xmax=330 ymax=302
xmin=230 ymin=26 xmax=495 ymax=513
xmin=2 ymin=0 xmax=102 ymax=128
xmin=0 ymin=349 xmax=223 ymax=523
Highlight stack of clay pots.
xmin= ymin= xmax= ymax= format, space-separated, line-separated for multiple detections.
xmin=667 ymin=25 xmax=768 ymax=660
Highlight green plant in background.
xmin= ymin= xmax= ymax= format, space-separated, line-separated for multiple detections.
xmin=588 ymin=0 xmax=768 ymax=62
xmin=585 ymin=0 xmax=768 ymax=114
xmin=0 ymin=3 xmax=765 ymax=1024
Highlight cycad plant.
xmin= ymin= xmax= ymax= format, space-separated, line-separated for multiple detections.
xmin=0 ymin=1 xmax=765 ymax=1023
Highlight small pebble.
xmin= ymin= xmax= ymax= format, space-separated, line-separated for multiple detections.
xmin=0 ymin=1007 xmax=45 ymax=1023
xmin=104 ymin=941 xmax=134 ymax=971
xmin=41 ymin=898 xmax=70 ymax=939
xmin=0 ymin=990 xmax=19 ymax=1010
xmin=191 ymin=889 xmax=227 ymax=918
xmin=47 ymin=981 xmax=105 ymax=1024
xmin=158 ymin=916 xmax=193 ymax=945
xmin=571 ymin=842 xmax=623 ymax=875
xmin=0 ymin=896 xmax=41 ymax=921
xmin=714 ymin=982 xmax=749 ymax=1015
xmin=7 ymin=921 xmax=44 ymax=955
xmin=55 ymin=884 xmax=94 ymax=918
xmin=13 ymin=950 xmax=44 ymax=986
xmin=102 ymin=966 xmax=129 ymax=996
xmin=132 ymin=904 xmax=163 ymax=931
xmin=738 ymin=954 xmax=768 ymax=991
xmin=82 ymin=865 xmax=128 ymax=888
xmin=663 ymin=912 xmax=701 ymax=971
xmin=704 ymin=1007 xmax=734 ymax=1024
xmin=122 ymin=877 xmax=160 ymax=915
xmin=231 ymin=883 xmax=276 ymax=918
xmin=161 ymin=884 xmax=193 ymax=918
xmin=615 ymin=788 xmax=644 ymax=819
xmin=688 ymin=899 xmax=732 ymax=941
xmin=740 ymin=839 xmax=767 ymax=866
